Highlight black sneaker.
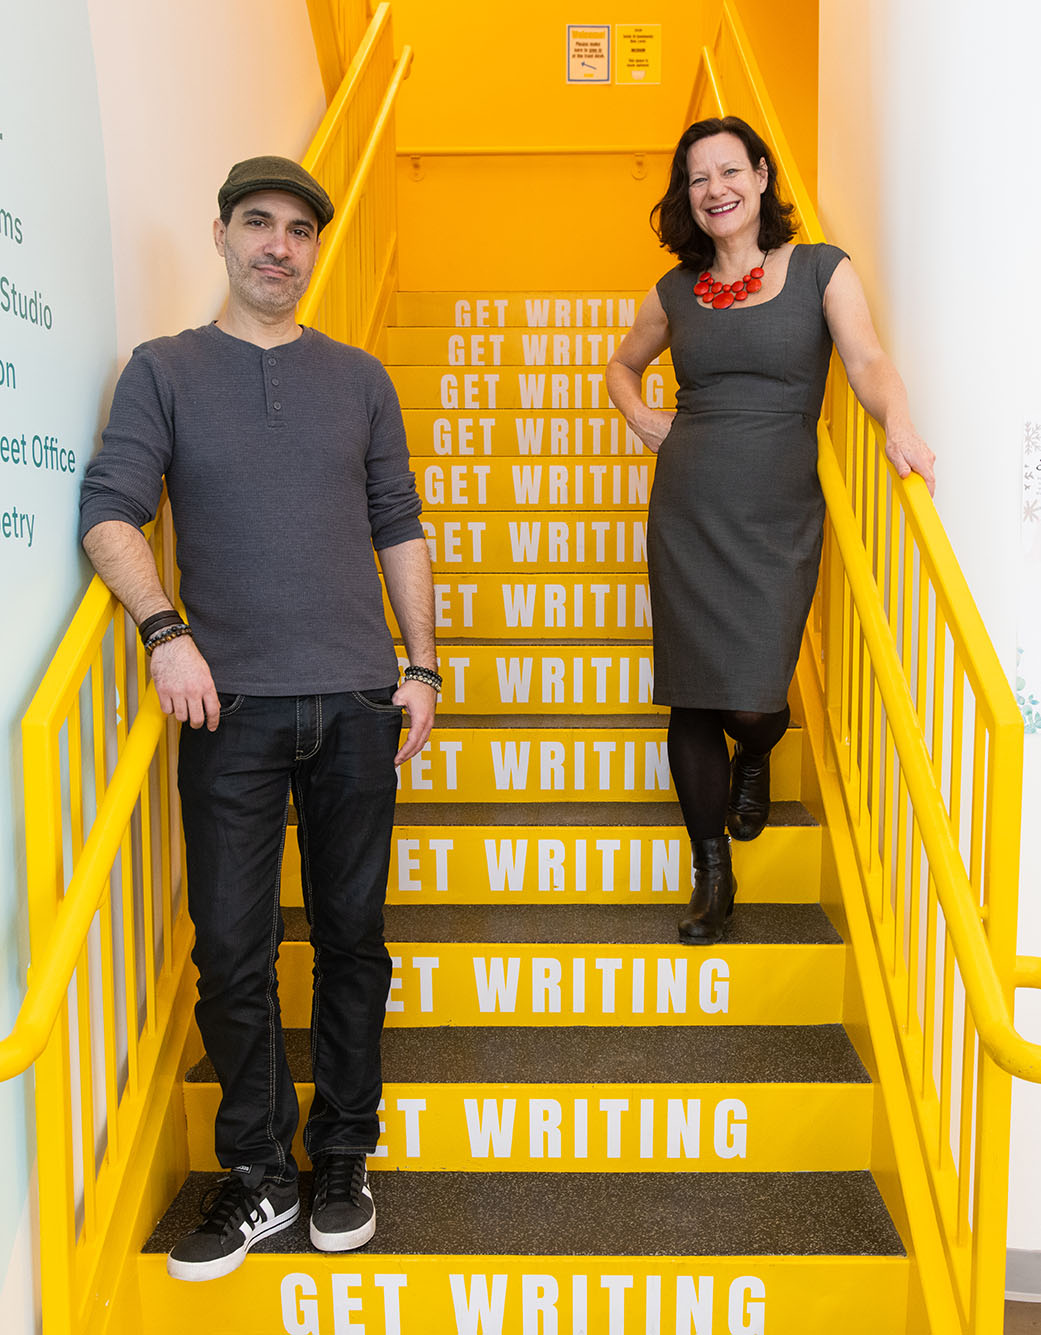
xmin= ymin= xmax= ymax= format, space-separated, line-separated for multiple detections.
xmin=166 ymin=1170 xmax=299 ymax=1281
xmin=309 ymin=1155 xmax=376 ymax=1251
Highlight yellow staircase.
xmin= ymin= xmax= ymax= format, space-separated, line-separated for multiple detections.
xmin=6 ymin=7 xmax=1035 ymax=1335
xmin=132 ymin=290 xmax=912 ymax=1332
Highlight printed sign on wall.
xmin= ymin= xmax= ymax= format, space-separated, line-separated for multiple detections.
xmin=567 ymin=25 xmax=610 ymax=83
xmin=616 ymin=24 xmax=662 ymax=84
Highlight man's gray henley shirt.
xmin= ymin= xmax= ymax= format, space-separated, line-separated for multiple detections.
xmin=79 ymin=324 xmax=423 ymax=695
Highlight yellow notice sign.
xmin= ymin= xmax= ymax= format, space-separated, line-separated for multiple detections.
xmin=567 ymin=24 xmax=611 ymax=83
xmin=616 ymin=23 xmax=661 ymax=84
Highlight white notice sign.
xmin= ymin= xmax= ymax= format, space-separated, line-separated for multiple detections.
xmin=567 ymin=25 xmax=610 ymax=83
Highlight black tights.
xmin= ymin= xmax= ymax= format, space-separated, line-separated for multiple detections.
xmin=667 ymin=705 xmax=791 ymax=842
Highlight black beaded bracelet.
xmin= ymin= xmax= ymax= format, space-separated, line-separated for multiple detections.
xmin=139 ymin=610 xmax=185 ymax=645
xmin=402 ymin=664 xmax=443 ymax=692
xmin=144 ymin=623 xmax=192 ymax=655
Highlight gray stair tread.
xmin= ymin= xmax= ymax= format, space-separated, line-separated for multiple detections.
xmin=435 ymin=714 xmax=802 ymax=731
xmin=186 ymin=1023 xmax=869 ymax=1086
xmin=283 ymin=902 xmax=840 ymax=946
xmin=144 ymin=1169 xmax=903 ymax=1257
xmin=390 ymin=799 xmax=817 ymax=827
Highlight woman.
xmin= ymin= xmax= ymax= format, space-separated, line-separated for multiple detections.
xmin=606 ymin=116 xmax=934 ymax=945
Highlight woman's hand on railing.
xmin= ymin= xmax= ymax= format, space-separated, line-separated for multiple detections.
xmin=150 ymin=636 xmax=221 ymax=731
xmin=885 ymin=421 xmax=936 ymax=496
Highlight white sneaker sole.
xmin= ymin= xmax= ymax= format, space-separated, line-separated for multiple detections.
xmin=309 ymin=1199 xmax=376 ymax=1252
xmin=166 ymin=1199 xmax=300 ymax=1282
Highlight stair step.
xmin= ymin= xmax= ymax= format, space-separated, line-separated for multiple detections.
xmin=141 ymin=1174 xmax=908 ymax=1335
xmin=182 ymin=1025 xmax=870 ymax=1174
xmin=393 ymin=723 xmax=802 ymax=804
xmin=395 ymin=643 xmax=667 ymax=714
xmin=280 ymin=802 xmax=821 ymax=906
xmin=187 ymin=1022 xmax=864 ymax=1087
xmin=388 ymin=363 xmax=677 ymax=411
xmin=403 ymin=406 xmax=647 ymax=457
xmin=415 ymin=457 xmax=656 ymax=513
xmin=149 ymin=1169 xmax=902 ymax=1255
xmin=274 ymin=903 xmax=844 ymax=1029
xmin=422 ymin=511 xmax=648 ymax=573
xmin=385 ymin=573 xmax=653 ymax=639
xmin=293 ymin=902 xmax=840 ymax=947
xmin=394 ymin=290 xmax=643 ymax=327
xmin=385 ymin=326 xmax=668 ymax=367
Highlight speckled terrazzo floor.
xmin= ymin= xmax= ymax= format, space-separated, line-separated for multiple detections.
xmin=144 ymin=1169 xmax=904 ymax=1257
xmin=281 ymin=901 xmax=839 ymax=946
xmin=184 ymin=1023 xmax=868 ymax=1086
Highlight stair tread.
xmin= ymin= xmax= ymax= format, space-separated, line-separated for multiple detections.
xmin=145 ymin=1169 xmax=904 ymax=1257
xmin=284 ymin=902 xmax=839 ymax=946
xmin=186 ymin=1023 xmax=868 ymax=1086
xmin=340 ymin=799 xmax=816 ymax=827
xmin=433 ymin=714 xmax=800 ymax=730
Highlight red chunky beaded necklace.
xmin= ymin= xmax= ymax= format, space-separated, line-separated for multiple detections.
xmin=694 ymin=253 xmax=767 ymax=309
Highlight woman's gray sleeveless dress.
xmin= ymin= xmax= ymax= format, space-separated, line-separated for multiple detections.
xmin=648 ymin=242 xmax=848 ymax=711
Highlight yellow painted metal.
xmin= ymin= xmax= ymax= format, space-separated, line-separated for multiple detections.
xmin=305 ymin=0 xmax=372 ymax=101
xmin=394 ymin=290 xmax=643 ymax=326
xmin=418 ymin=460 xmax=654 ymax=524
xmin=396 ymin=644 xmax=666 ymax=714
xmin=276 ymin=821 xmax=822 ymax=906
xmin=392 ymin=725 xmax=802 ymax=804
xmin=695 ymin=5 xmax=1037 ymax=1330
xmin=385 ymin=326 xmax=663 ymax=366
xmin=135 ymin=1253 xmax=911 ymax=1335
xmin=184 ymin=1080 xmax=873 ymax=1173
xmin=420 ymin=511 xmax=648 ymax=573
xmin=388 ymin=363 xmax=677 ymax=410
xmin=385 ymin=574 xmax=653 ymax=638
xmin=277 ymin=939 xmax=845 ymax=1029
xmin=402 ymin=408 xmax=648 ymax=458
xmin=4 ymin=7 xmax=413 ymax=1332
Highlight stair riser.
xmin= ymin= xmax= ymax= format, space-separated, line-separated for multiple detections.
xmin=280 ymin=825 xmax=822 ymax=906
xmin=414 ymin=458 xmax=657 ymax=512
xmin=395 ymin=291 xmax=643 ymax=327
xmin=183 ymin=1082 xmax=872 ymax=1173
xmin=402 ymin=408 xmax=648 ymax=458
xmin=388 ymin=366 xmax=677 ymax=411
xmin=277 ymin=943 xmax=844 ymax=1028
xmin=392 ymin=728 xmax=801 ymax=804
xmin=137 ymin=1255 xmax=909 ymax=1335
xmin=385 ymin=575 xmax=653 ymax=639
xmin=385 ymin=327 xmax=670 ymax=367
xmin=395 ymin=644 xmax=668 ymax=715
xmin=421 ymin=513 xmax=648 ymax=573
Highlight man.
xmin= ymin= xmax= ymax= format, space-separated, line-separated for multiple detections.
xmin=79 ymin=157 xmax=439 ymax=1281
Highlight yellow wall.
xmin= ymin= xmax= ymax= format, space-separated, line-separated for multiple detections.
xmin=393 ymin=0 xmax=708 ymax=150
xmin=712 ymin=0 xmax=818 ymax=200
xmin=390 ymin=0 xmax=819 ymax=290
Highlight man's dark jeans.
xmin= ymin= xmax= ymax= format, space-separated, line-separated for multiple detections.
xmin=178 ymin=688 xmax=402 ymax=1184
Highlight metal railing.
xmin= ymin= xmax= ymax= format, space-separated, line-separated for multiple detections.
xmin=306 ymin=0 xmax=374 ymax=101
xmin=694 ymin=5 xmax=1038 ymax=1334
xmin=0 ymin=2 xmax=409 ymax=1329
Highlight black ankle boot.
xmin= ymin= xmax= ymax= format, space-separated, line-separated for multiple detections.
xmin=678 ymin=836 xmax=737 ymax=945
xmin=727 ymin=745 xmax=771 ymax=841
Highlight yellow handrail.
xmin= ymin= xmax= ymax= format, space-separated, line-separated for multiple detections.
xmin=0 ymin=692 xmax=165 ymax=1081
xmin=397 ymin=143 xmax=674 ymax=156
xmin=694 ymin=4 xmax=1029 ymax=1331
xmin=816 ymin=441 xmax=1041 ymax=1078
xmin=300 ymin=42 xmax=413 ymax=324
xmin=4 ymin=5 xmax=410 ymax=1328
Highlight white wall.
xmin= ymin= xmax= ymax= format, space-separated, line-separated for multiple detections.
xmin=1 ymin=4 xmax=325 ymax=1330
xmin=819 ymin=0 xmax=1041 ymax=1280
xmin=87 ymin=0 xmax=326 ymax=365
